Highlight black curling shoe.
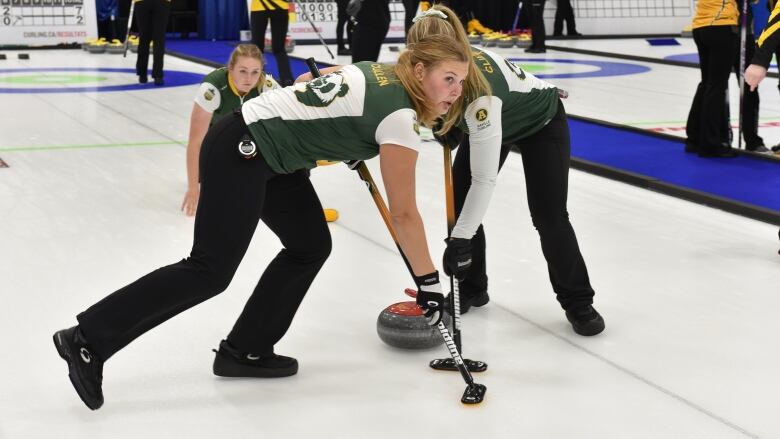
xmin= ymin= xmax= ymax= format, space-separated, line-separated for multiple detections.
xmin=213 ymin=340 xmax=298 ymax=378
xmin=444 ymin=290 xmax=490 ymax=314
xmin=565 ymin=305 xmax=605 ymax=336
xmin=53 ymin=326 xmax=104 ymax=410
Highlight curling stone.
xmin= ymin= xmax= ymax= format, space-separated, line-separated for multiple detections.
xmin=86 ymin=38 xmax=107 ymax=54
xmin=516 ymin=31 xmax=532 ymax=48
xmin=497 ymin=36 xmax=515 ymax=48
xmin=106 ymin=39 xmax=125 ymax=54
xmin=481 ymin=33 xmax=498 ymax=47
xmin=467 ymin=32 xmax=481 ymax=45
xmin=82 ymin=38 xmax=97 ymax=50
xmin=377 ymin=301 xmax=451 ymax=349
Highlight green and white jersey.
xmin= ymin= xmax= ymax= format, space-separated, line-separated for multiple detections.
xmin=194 ymin=68 xmax=281 ymax=125
xmin=467 ymin=47 xmax=559 ymax=144
xmin=450 ymin=48 xmax=559 ymax=240
xmin=241 ymin=62 xmax=422 ymax=174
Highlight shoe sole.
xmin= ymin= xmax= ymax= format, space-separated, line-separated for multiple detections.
xmin=572 ymin=323 xmax=605 ymax=336
xmin=471 ymin=293 xmax=490 ymax=308
xmin=53 ymin=331 xmax=102 ymax=410
xmin=213 ymin=355 xmax=298 ymax=378
xmin=566 ymin=316 xmax=606 ymax=336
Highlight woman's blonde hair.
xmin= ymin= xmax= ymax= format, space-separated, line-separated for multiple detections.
xmin=398 ymin=5 xmax=491 ymax=133
xmin=227 ymin=43 xmax=266 ymax=90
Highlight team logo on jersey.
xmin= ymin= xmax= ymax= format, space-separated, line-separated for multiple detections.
xmin=475 ymin=108 xmax=491 ymax=131
xmin=295 ymin=72 xmax=350 ymax=107
xmin=504 ymin=59 xmax=526 ymax=79
xmin=203 ymin=86 xmax=215 ymax=101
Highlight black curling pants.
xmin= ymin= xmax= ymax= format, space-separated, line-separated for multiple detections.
xmin=553 ymin=0 xmax=577 ymax=36
xmin=135 ymin=0 xmax=170 ymax=80
xmin=529 ymin=0 xmax=547 ymax=49
xmin=403 ymin=0 xmax=420 ymax=35
xmin=686 ymin=25 xmax=739 ymax=152
xmin=731 ymin=33 xmax=763 ymax=148
xmin=452 ymin=101 xmax=595 ymax=311
xmin=78 ymin=113 xmax=332 ymax=360
xmin=251 ymin=9 xmax=294 ymax=85
xmin=336 ymin=0 xmax=355 ymax=49
xmin=351 ymin=0 xmax=390 ymax=63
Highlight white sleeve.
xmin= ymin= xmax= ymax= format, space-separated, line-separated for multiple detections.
xmin=450 ymin=95 xmax=503 ymax=240
xmin=375 ymin=109 xmax=422 ymax=151
xmin=193 ymin=82 xmax=220 ymax=113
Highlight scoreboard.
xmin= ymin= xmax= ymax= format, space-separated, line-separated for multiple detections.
xmin=1 ymin=0 xmax=97 ymax=46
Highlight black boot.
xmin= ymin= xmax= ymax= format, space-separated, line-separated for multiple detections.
xmin=444 ymin=290 xmax=490 ymax=314
xmin=337 ymin=47 xmax=351 ymax=56
xmin=565 ymin=305 xmax=605 ymax=336
xmin=52 ymin=326 xmax=104 ymax=410
xmin=213 ymin=340 xmax=298 ymax=378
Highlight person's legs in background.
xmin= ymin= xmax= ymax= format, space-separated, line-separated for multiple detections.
xmin=403 ymin=0 xmax=420 ymax=35
xmin=553 ymin=0 xmax=567 ymax=36
xmin=150 ymin=0 xmax=170 ymax=85
xmin=335 ymin=0 xmax=354 ymax=55
xmin=773 ymin=45 xmax=780 ymax=152
xmin=553 ymin=0 xmax=579 ymax=36
xmin=735 ymin=33 xmax=767 ymax=151
xmin=250 ymin=10 xmax=270 ymax=53
xmin=269 ymin=8 xmax=293 ymax=85
xmin=685 ymin=28 xmax=708 ymax=153
xmin=134 ymin=0 xmax=152 ymax=83
xmin=351 ymin=0 xmax=390 ymax=63
xmin=525 ymin=0 xmax=546 ymax=53
xmin=696 ymin=26 xmax=739 ymax=157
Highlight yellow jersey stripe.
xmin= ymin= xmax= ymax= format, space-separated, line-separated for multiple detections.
xmin=759 ymin=21 xmax=780 ymax=47
xmin=250 ymin=0 xmax=288 ymax=11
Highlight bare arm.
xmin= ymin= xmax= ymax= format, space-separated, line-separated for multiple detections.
xmin=295 ymin=65 xmax=344 ymax=83
xmin=181 ymin=103 xmax=212 ymax=216
xmin=379 ymin=143 xmax=436 ymax=276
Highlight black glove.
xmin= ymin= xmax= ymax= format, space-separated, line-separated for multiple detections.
xmin=431 ymin=119 xmax=465 ymax=150
xmin=442 ymin=237 xmax=472 ymax=279
xmin=433 ymin=126 xmax=465 ymax=150
xmin=414 ymin=272 xmax=444 ymax=326
xmin=346 ymin=0 xmax=363 ymax=17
